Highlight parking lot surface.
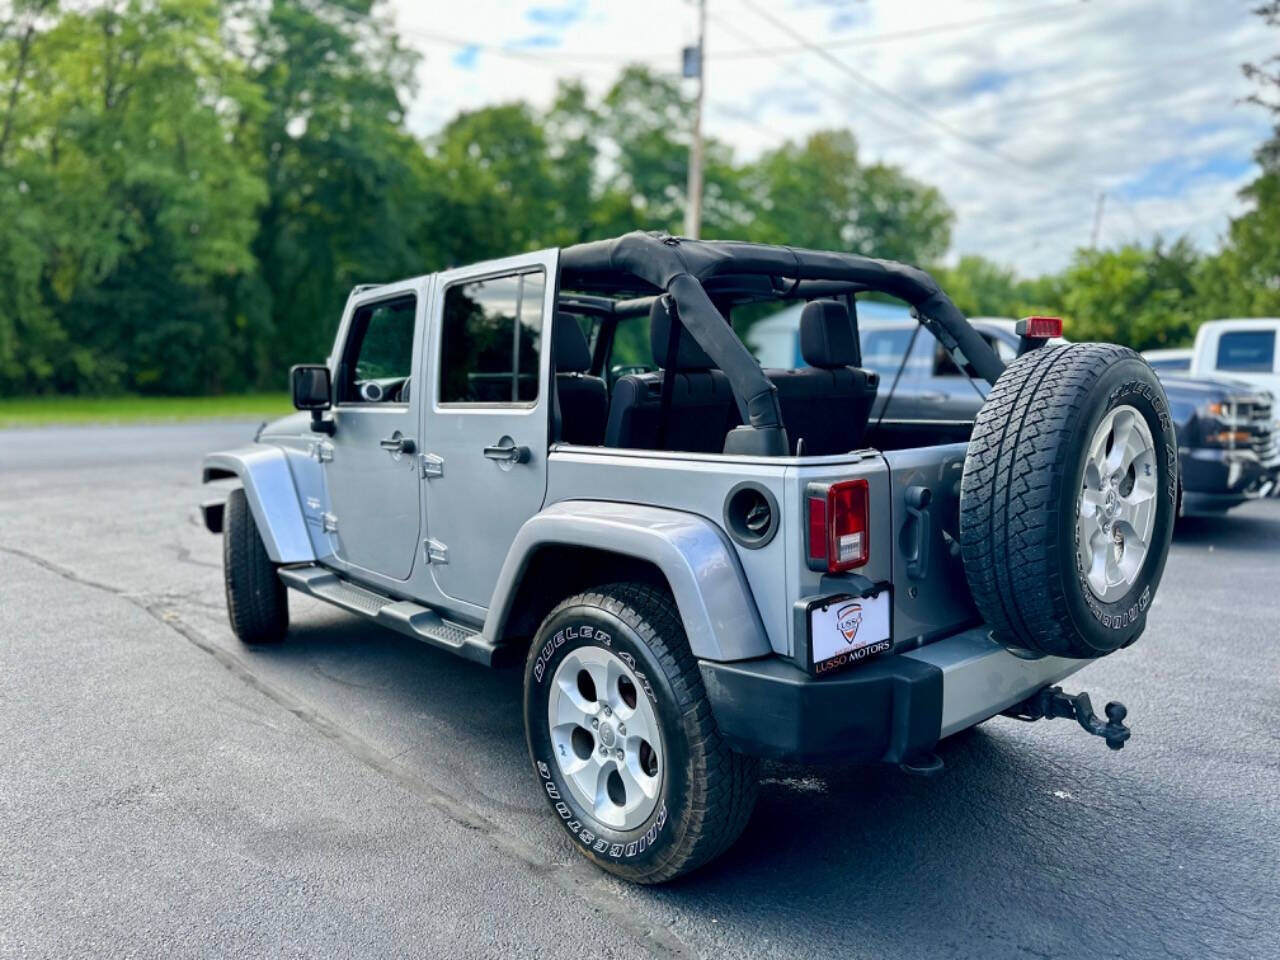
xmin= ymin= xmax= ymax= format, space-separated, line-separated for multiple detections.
xmin=2 ymin=422 xmax=1277 ymax=959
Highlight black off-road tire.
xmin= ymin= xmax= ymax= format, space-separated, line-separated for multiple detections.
xmin=222 ymin=487 xmax=289 ymax=645
xmin=959 ymin=343 xmax=1177 ymax=658
xmin=523 ymin=583 xmax=758 ymax=884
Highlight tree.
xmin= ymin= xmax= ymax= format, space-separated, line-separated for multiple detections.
xmin=236 ymin=0 xmax=428 ymax=370
xmin=1206 ymin=2 xmax=1280 ymax=319
xmin=1050 ymin=239 xmax=1205 ymax=350
xmin=934 ymin=255 xmax=1051 ymax=319
xmin=0 ymin=17 xmax=971 ymax=395
xmin=741 ymin=130 xmax=952 ymax=262
xmin=0 ymin=0 xmax=266 ymax=394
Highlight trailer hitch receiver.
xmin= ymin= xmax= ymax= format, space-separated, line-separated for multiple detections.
xmin=1004 ymin=686 xmax=1131 ymax=750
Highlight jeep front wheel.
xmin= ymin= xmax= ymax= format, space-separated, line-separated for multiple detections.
xmin=522 ymin=583 xmax=758 ymax=883
xmin=222 ymin=487 xmax=289 ymax=645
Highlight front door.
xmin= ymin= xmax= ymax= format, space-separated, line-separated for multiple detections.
xmin=422 ymin=251 xmax=558 ymax=609
xmin=324 ymin=281 xmax=426 ymax=581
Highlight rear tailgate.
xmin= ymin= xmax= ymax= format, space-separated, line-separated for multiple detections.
xmin=882 ymin=442 xmax=979 ymax=645
xmin=783 ymin=442 xmax=977 ymax=661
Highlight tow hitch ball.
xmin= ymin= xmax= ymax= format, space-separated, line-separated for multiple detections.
xmin=1004 ymin=686 xmax=1132 ymax=750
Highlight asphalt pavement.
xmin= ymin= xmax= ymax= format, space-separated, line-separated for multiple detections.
xmin=2 ymin=421 xmax=1278 ymax=960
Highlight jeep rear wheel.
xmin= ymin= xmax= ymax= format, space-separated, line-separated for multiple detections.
xmin=222 ymin=487 xmax=289 ymax=645
xmin=959 ymin=343 xmax=1177 ymax=658
xmin=523 ymin=583 xmax=758 ymax=884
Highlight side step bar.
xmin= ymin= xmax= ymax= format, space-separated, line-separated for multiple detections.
xmin=277 ymin=565 xmax=510 ymax=667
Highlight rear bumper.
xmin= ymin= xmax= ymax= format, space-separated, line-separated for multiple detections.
xmin=699 ymin=626 xmax=1084 ymax=764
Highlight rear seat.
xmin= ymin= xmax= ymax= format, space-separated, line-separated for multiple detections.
xmin=604 ymin=298 xmax=740 ymax=453
xmin=767 ymin=300 xmax=879 ymax=456
xmin=553 ymin=313 xmax=608 ymax=445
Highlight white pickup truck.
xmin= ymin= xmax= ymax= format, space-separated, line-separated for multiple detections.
xmin=1190 ymin=318 xmax=1280 ymax=399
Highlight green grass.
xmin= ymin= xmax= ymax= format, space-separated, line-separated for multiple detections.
xmin=0 ymin=393 xmax=293 ymax=428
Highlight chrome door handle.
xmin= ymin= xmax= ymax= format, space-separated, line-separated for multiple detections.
xmin=379 ymin=432 xmax=415 ymax=454
xmin=483 ymin=442 xmax=530 ymax=464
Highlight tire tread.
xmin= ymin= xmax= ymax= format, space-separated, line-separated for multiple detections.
xmin=960 ymin=343 xmax=1156 ymax=657
xmin=223 ymin=487 xmax=289 ymax=645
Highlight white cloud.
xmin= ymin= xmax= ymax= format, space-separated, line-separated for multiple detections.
xmin=387 ymin=0 xmax=1274 ymax=275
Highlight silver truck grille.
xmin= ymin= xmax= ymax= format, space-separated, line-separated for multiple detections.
xmin=1239 ymin=397 xmax=1279 ymax=466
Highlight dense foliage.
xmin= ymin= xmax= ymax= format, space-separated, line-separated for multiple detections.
xmin=0 ymin=0 xmax=1275 ymax=396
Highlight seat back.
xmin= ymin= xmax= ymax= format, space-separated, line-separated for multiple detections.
xmin=553 ymin=313 xmax=608 ymax=446
xmin=768 ymin=300 xmax=879 ymax=456
xmin=605 ymin=298 xmax=740 ymax=452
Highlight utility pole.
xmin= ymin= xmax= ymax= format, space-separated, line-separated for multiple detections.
xmin=1089 ymin=191 xmax=1107 ymax=250
xmin=683 ymin=0 xmax=707 ymax=239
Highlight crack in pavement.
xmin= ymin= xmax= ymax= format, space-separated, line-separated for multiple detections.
xmin=0 ymin=544 xmax=694 ymax=960
xmin=170 ymin=542 xmax=222 ymax=571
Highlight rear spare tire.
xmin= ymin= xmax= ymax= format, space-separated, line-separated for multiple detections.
xmin=959 ymin=343 xmax=1177 ymax=658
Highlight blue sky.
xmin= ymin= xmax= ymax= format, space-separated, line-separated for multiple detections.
xmin=392 ymin=0 xmax=1273 ymax=275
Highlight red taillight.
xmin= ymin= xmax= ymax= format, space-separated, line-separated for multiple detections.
xmin=806 ymin=479 xmax=869 ymax=573
xmin=1018 ymin=315 xmax=1063 ymax=339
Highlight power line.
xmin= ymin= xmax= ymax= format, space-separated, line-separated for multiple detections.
xmin=706 ymin=10 xmax=1129 ymax=252
xmin=960 ymin=38 xmax=1270 ymax=119
xmin=707 ymin=12 xmax=926 ymax=146
xmin=396 ymin=1 xmax=1082 ymax=69
xmin=709 ymin=3 xmax=1082 ymax=60
xmin=709 ymin=5 xmax=1161 ymax=254
xmin=731 ymin=0 xmax=1171 ymax=242
xmin=735 ymin=0 xmax=1060 ymax=184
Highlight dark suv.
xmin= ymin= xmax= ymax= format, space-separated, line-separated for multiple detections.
xmin=859 ymin=317 xmax=1279 ymax=515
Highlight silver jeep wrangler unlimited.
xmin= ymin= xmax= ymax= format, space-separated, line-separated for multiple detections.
xmin=202 ymin=233 xmax=1177 ymax=883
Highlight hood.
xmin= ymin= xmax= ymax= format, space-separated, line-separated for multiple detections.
xmin=1155 ymin=373 xmax=1263 ymax=402
xmin=257 ymin=411 xmax=314 ymax=440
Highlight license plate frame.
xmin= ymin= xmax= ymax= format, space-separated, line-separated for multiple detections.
xmin=802 ymin=585 xmax=893 ymax=677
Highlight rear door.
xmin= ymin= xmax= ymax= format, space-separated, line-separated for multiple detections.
xmin=422 ymin=251 xmax=558 ymax=609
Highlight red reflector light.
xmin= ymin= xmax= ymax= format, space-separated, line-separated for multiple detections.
xmin=806 ymin=478 xmax=869 ymax=573
xmin=1018 ymin=315 xmax=1063 ymax=339
xmin=807 ymin=495 xmax=828 ymax=563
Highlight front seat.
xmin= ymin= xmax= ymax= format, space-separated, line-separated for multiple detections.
xmin=605 ymin=297 xmax=739 ymax=452
xmin=767 ymin=300 xmax=879 ymax=456
xmin=553 ymin=313 xmax=608 ymax=446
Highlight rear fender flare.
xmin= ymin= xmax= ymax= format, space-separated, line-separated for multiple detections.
xmin=486 ymin=500 xmax=771 ymax=662
xmin=202 ymin=446 xmax=314 ymax=564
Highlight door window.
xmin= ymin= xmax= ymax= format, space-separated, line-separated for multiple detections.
xmin=337 ymin=295 xmax=417 ymax=403
xmin=1215 ymin=330 xmax=1275 ymax=373
xmin=440 ymin=271 xmax=545 ymax=404
xmin=859 ymin=327 xmax=930 ymax=379
xmin=933 ymin=333 xmax=1006 ymax=376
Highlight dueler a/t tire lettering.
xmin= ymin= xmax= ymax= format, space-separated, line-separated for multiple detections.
xmin=959 ymin=343 xmax=1177 ymax=658
xmin=523 ymin=583 xmax=758 ymax=884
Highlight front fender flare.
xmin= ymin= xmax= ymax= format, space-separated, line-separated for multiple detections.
xmin=202 ymin=446 xmax=314 ymax=564
xmin=486 ymin=500 xmax=771 ymax=662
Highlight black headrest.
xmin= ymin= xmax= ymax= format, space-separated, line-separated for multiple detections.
xmin=800 ymin=300 xmax=859 ymax=369
xmin=649 ymin=297 xmax=714 ymax=372
xmin=553 ymin=312 xmax=593 ymax=373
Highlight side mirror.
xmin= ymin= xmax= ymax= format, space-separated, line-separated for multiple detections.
xmin=291 ymin=364 xmax=331 ymax=410
xmin=290 ymin=364 xmax=335 ymax=435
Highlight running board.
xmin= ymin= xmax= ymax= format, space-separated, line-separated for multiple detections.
xmin=277 ymin=565 xmax=507 ymax=667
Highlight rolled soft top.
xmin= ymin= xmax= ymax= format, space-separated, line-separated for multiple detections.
xmin=560 ymin=232 xmax=1006 ymax=452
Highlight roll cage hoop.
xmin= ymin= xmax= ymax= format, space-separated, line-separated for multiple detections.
xmin=558 ymin=232 xmax=1007 ymax=456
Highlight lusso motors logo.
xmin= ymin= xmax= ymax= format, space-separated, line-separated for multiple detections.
xmin=836 ymin=602 xmax=863 ymax=643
